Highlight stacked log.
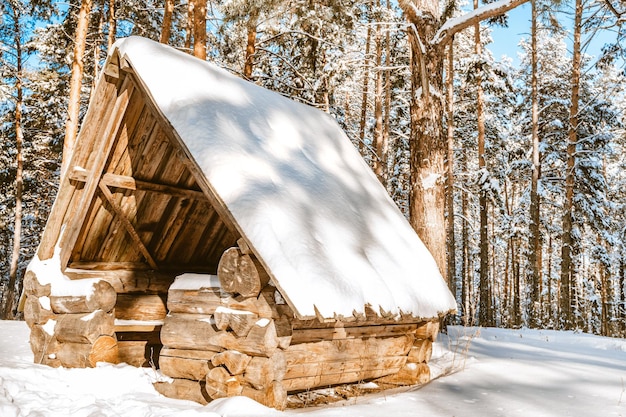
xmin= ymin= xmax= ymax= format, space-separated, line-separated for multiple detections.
xmin=22 ymin=268 xmax=119 ymax=368
xmin=155 ymin=245 xmax=291 ymax=409
xmin=155 ymin=241 xmax=439 ymax=408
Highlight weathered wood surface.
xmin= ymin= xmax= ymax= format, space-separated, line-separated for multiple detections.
xmin=29 ymin=323 xmax=59 ymax=364
xmin=217 ymin=247 xmax=269 ymax=298
xmin=374 ymin=362 xmax=430 ymax=386
xmin=24 ymin=295 xmax=55 ymax=327
xmin=285 ymin=335 xmax=413 ymax=365
xmin=159 ymin=354 xmax=213 ymax=381
xmin=408 ymin=339 xmax=433 ymax=364
xmin=153 ymin=378 xmax=210 ymax=405
xmin=214 ymin=307 xmax=259 ymax=336
xmin=241 ymin=381 xmax=287 ymax=410
xmin=282 ymin=356 xmax=408 ymax=392
xmin=54 ymin=310 xmax=116 ymax=344
xmin=243 ymin=352 xmax=286 ymax=390
xmin=205 ymin=366 xmax=243 ymax=399
xmin=290 ymin=323 xmax=419 ymax=345
xmin=117 ymin=340 xmax=161 ymax=367
xmin=65 ymin=268 xmax=176 ymax=294
xmin=414 ymin=320 xmax=440 ymax=341
xmin=167 ymin=287 xmax=225 ymax=314
xmin=50 ymin=280 xmax=117 ymax=314
xmin=114 ymin=294 xmax=167 ymax=321
xmin=160 ymin=313 xmax=222 ymax=351
xmin=56 ymin=335 xmax=119 ymax=368
xmin=211 ymin=350 xmax=251 ymax=375
xmin=23 ymin=270 xmax=51 ymax=297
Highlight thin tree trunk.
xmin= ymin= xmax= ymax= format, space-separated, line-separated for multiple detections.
xmin=192 ymin=0 xmax=207 ymax=59
xmin=474 ymin=6 xmax=491 ymax=327
xmin=560 ymin=0 xmax=582 ymax=330
xmin=373 ymin=1 xmax=386 ymax=183
xmin=445 ymin=40 xmax=457 ymax=301
xmin=107 ymin=0 xmax=116 ymax=50
xmin=4 ymin=5 xmax=24 ymax=320
xmin=619 ymin=254 xmax=626 ymax=337
xmin=185 ymin=1 xmax=193 ymax=51
xmin=528 ymin=0 xmax=542 ymax=328
xmin=91 ymin=5 xmax=105 ymax=100
xmin=358 ymin=11 xmax=373 ymax=154
xmin=243 ymin=10 xmax=259 ymax=80
xmin=461 ymin=149 xmax=471 ymax=325
xmin=382 ymin=0 xmax=392 ymax=189
xmin=160 ymin=0 xmax=175 ymax=44
xmin=62 ymin=0 xmax=92 ymax=178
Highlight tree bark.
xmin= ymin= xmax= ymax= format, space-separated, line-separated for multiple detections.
xmin=445 ymin=40 xmax=457 ymax=301
xmin=4 ymin=4 xmax=24 ymax=320
xmin=358 ymin=8 xmax=373 ymax=154
xmin=107 ymin=0 xmax=116 ymax=50
xmin=560 ymin=0 xmax=582 ymax=330
xmin=398 ymin=0 xmax=530 ymax=284
xmin=474 ymin=6 xmax=492 ymax=327
xmin=243 ymin=10 xmax=259 ymax=80
xmin=192 ymin=0 xmax=207 ymax=59
xmin=373 ymin=0 xmax=387 ymax=183
xmin=528 ymin=0 xmax=542 ymax=328
xmin=160 ymin=0 xmax=175 ymax=44
xmin=62 ymin=0 xmax=92 ymax=178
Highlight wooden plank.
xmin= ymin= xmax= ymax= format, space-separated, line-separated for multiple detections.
xmin=97 ymin=181 xmax=158 ymax=269
xmin=65 ymin=267 xmax=175 ymax=293
xmin=37 ymin=72 xmax=124 ymax=261
xmin=100 ymin=173 xmax=207 ymax=200
xmin=282 ymin=355 xmax=407 ymax=391
xmin=58 ymin=78 xmax=136 ymax=268
xmin=114 ymin=323 xmax=163 ymax=333
xmin=115 ymin=293 xmax=167 ymax=321
xmin=290 ymin=323 xmax=419 ymax=345
xmin=284 ymin=335 xmax=413 ymax=365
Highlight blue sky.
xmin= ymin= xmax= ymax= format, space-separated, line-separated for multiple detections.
xmin=486 ymin=3 xmax=621 ymax=68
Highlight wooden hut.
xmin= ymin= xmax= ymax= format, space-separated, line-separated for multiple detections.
xmin=21 ymin=36 xmax=457 ymax=409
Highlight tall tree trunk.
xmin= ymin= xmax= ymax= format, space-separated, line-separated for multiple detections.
xmin=528 ymin=0 xmax=542 ymax=328
xmin=160 ymin=0 xmax=175 ymax=44
xmin=192 ymin=0 xmax=207 ymax=59
xmin=398 ymin=0 xmax=529 ymax=279
xmin=382 ymin=0 xmax=392 ymax=188
xmin=560 ymin=0 xmax=582 ymax=330
xmin=403 ymin=2 xmax=448 ymax=278
xmin=107 ymin=0 xmax=116 ymax=50
xmin=445 ymin=40 xmax=457 ymax=301
xmin=461 ymin=148 xmax=471 ymax=325
xmin=619 ymin=254 xmax=626 ymax=337
xmin=474 ymin=6 xmax=491 ymax=327
xmin=4 ymin=5 xmax=24 ymax=320
xmin=243 ymin=10 xmax=259 ymax=80
xmin=185 ymin=1 xmax=193 ymax=51
xmin=373 ymin=1 xmax=386 ymax=183
xmin=62 ymin=0 xmax=92 ymax=178
xmin=91 ymin=5 xmax=105 ymax=100
xmin=358 ymin=11 xmax=373 ymax=154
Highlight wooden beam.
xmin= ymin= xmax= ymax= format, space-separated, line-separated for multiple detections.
xmin=101 ymin=172 xmax=206 ymax=200
xmin=97 ymin=180 xmax=158 ymax=269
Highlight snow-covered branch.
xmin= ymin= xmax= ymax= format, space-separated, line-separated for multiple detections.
xmin=432 ymin=0 xmax=530 ymax=47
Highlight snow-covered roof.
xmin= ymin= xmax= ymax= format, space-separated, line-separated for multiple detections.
xmin=112 ymin=36 xmax=456 ymax=320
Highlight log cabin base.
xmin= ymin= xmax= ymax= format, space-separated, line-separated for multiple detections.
xmin=23 ymin=241 xmax=440 ymax=410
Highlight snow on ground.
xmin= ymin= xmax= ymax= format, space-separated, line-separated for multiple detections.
xmin=0 ymin=321 xmax=624 ymax=417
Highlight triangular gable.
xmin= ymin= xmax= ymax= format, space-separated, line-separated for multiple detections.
xmin=112 ymin=36 xmax=457 ymax=320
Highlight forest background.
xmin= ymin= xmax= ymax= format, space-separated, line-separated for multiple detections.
xmin=0 ymin=0 xmax=625 ymax=337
